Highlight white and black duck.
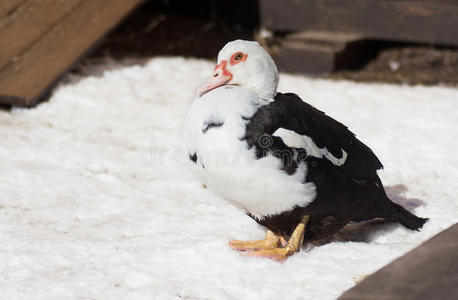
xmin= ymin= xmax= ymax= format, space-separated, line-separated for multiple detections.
xmin=183 ymin=40 xmax=427 ymax=261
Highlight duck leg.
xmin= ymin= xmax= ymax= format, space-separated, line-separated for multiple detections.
xmin=229 ymin=230 xmax=286 ymax=251
xmin=247 ymin=215 xmax=310 ymax=262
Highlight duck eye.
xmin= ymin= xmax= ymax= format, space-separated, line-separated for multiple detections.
xmin=230 ymin=52 xmax=247 ymax=65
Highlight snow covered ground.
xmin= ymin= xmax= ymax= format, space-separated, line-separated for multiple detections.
xmin=0 ymin=57 xmax=457 ymax=299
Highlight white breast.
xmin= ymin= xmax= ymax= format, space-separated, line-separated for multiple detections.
xmin=183 ymin=86 xmax=317 ymax=219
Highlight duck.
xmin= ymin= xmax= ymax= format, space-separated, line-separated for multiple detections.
xmin=183 ymin=40 xmax=427 ymax=261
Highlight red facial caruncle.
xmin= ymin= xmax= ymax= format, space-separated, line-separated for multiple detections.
xmin=196 ymin=52 xmax=248 ymax=97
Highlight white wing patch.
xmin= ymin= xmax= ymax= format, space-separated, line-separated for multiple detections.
xmin=273 ymin=128 xmax=348 ymax=166
xmin=321 ymin=147 xmax=348 ymax=166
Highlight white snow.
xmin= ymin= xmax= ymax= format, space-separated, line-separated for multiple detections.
xmin=0 ymin=57 xmax=457 ymax=299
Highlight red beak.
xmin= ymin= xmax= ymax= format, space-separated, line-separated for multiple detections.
xmin=196 ymin=60 xmax=232 ymax=97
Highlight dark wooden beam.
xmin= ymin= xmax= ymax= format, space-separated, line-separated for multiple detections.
xmin=339 ymin=223 xmax=458 ymax=300
xmin=0 ymin=0 xmax=145 ymax=107
xmin=260 ymin=0 xmax=458 ymax=46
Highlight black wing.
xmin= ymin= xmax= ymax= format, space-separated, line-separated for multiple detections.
xmin=244 ymin=92 xmax=383 ymax=181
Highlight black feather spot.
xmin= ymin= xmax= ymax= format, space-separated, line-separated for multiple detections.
xmin=202 ymin=121 xmax=224 ymax=134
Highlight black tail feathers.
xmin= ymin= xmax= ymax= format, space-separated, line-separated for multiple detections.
xmin=391 ymin=202 xmax=428 ymax=231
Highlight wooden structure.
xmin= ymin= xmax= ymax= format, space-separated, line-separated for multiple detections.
xmin=339 ymin=223 xmax=458 ymax=300
xmin=0 ymin=0 xmax=145 ymax=107
xmin=260 ymin=0 xmax=458 ymax=75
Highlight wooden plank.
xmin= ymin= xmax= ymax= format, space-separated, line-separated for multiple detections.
xmin=278 ymin=32 xmax=350 ymax=75
xmin=260 ymin=0 xmax=458 ymax=46
xmin=276 ymin=31 xmax=372 ymax=75
xmin=0 ymin=0 xmax=145 ymax=106
xmin=339 ymin=223 xmax=458 ymax=300
xmin=278 ymin=42 xmax=336 ymax=75
xmin=0 ymin=0 xmax=27 ymax=19
xmin=0 ymin=0 xmax=83 ymax=70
